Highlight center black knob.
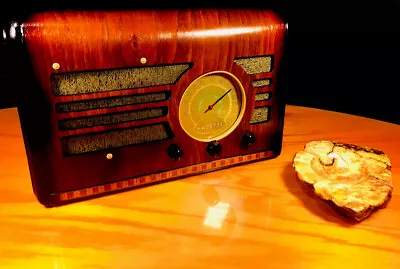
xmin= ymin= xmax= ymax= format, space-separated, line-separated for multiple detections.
xmin=206 ymin=141 xmax=222 ymax=157
xmin=167 ymin=144 xmax=184 ymax=160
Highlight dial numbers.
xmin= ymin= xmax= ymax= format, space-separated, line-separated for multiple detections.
xmin=179 ymin=71 xmax=246 ymax=142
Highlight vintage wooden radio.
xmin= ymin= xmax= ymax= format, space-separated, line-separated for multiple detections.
xmin=1 ymin=9 xmax=288 ymax=207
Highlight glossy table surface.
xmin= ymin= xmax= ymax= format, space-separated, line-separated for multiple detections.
xmin=0 ymin=105 xmax=399 ymax=269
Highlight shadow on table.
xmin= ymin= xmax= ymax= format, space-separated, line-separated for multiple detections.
xmin=281 ymin=163 xmax=359 ymax=227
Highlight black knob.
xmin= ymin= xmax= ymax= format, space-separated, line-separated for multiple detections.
xmin=167 ymin=144 xmax=184 ymax=160
xmin=206 ymin=141 xmax=222 ymax=157
xmin=241 ymin=132 xmax=256 ymax=148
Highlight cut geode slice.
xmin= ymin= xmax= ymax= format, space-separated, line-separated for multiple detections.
xmin=293 ymin=140 xmax=393 ymax=221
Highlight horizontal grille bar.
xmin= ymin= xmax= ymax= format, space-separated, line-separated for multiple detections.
xmin=55 ymin=91 xmax=171 ymax=113
xmin=250 ymin=106 xmax=270 ymax=124
xmin=58 ymin=107 xmax=168 ymax=130
xmin=255 ymin=92 xmax=272 ymax=101
xmin=234 ymin=55 xmax=273 ymax=74
xmin=61 ymin=122 xmax=174 ymax=156
xmin=252 ymin=79 xmax=272 ymax=88
xmin=51 ymin=63 xmax=192 ymax=96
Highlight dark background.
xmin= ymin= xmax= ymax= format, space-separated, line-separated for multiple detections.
xmin=1 ymin=2 xmax=399 ymax=124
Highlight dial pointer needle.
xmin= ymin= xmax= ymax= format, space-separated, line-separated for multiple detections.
xmin=204 ymin=89 xmax=232 ymax=113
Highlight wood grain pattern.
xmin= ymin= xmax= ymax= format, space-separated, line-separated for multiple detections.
xmin=1 ymin=105 xmax=400 ymax=269
xmin=53 ymin=150 xmax=274 ymax=205
xmin=16 ymin=9 xmax=287 ymax=206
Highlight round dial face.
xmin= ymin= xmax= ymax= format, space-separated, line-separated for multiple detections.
xmin=179 ymin=71 xmax=246 ymax=142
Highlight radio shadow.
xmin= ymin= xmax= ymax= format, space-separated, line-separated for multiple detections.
xmin=281 ymin=163 xmax=358 ymax=226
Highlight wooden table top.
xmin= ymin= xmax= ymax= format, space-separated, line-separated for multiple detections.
xmin=0 ymin=105 xmax=399 ymax=269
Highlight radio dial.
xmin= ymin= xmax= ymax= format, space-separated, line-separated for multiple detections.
xmin=178 ymin=71 xmax=246 ymax=142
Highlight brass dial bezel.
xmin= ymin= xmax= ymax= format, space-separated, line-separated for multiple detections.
xmin=178 ymin=70 xmax=246 ymax=142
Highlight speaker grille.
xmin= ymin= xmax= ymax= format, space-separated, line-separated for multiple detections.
xmin=58 ymin=107 xmax=168 ymax=130
xmin=255 ymin=92 xmax=271 ymax=101
xmin=51 ymin=64 xmax=192 ymax=96
xmin=250 ymin=106 xmax=270 ymax=124
xmin=234 ymin=55 xmax=273 ymax=74
xmin=55 ymin=91 xmax=170 ymax=113
xmin=61 ymin=123 xmax=174 ymax=156
xmin=252 ymin=79 xmax=271 ymax=88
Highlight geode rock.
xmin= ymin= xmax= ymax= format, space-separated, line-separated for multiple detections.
xmin=292 ymin=140 xmax=393 ymax=221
